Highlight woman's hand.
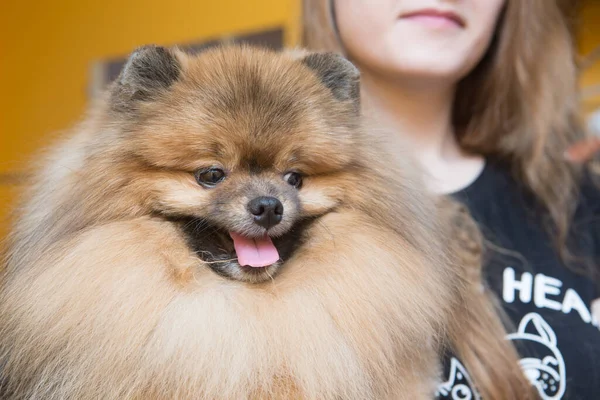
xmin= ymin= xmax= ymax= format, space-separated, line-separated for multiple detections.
xmin=565 ymin=137 xmax=600 ymax=163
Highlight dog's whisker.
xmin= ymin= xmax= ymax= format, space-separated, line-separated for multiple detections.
xmin=202 ymin=258 xmax=237 ymax=265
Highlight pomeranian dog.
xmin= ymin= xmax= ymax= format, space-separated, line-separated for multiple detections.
xmin=0 ymin=45 xmax=527 ymax=399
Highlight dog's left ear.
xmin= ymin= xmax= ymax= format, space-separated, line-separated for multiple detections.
xmin=110 ymin=45 xmax=184 ymax=111
xmin=301 ymin=52 xmax=360 ymax=106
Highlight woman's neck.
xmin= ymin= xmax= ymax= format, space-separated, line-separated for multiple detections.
xmin=359 ymin=70 xmax=484 ymax=194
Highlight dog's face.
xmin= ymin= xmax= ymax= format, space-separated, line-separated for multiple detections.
xmin=106 ymin=46 xmax=361 ymax=283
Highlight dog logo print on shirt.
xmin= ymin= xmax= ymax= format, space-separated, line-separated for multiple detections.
xmin=436 ymin=357 xmax=481 ymax=400
xmin=507 ymin=313 xmax=566 ymax=400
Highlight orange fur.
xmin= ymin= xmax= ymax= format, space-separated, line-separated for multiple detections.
xmin=1 ymin=46 xmax=462 ymax=399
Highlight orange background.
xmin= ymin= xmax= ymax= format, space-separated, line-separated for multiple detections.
xmin=579 ymin=1 xmax=600 ymax=113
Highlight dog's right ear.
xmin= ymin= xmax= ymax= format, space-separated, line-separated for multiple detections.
xmin=300 ymin=52 xmax=360 ymax=108
xmin=110 ymin=45 xmax=183 ymax=110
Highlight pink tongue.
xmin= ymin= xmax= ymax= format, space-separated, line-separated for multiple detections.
xmin=229 ymin=232 xmax=280 ymax=268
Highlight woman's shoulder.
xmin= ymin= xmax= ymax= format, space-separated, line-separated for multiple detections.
xmin=570 ymin=167 xmax=600 ymax=243
xmin=577 ymin=165 xmax=600 ymax=208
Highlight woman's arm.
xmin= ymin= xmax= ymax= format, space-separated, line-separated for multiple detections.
xmin=565 ymin=137 xmax=600 ymax=162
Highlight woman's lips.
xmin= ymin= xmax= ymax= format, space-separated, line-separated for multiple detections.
xmin=400 ymin=8 xmax=465 ymax=29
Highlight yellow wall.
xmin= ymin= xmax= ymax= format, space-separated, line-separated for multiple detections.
xmin=0 ymin=0 xmax=300 ymax=174
xmin=579 ymin=0 xmax=600 ymax=114
xmin=0 ymin=0 xmax=301 ymax=238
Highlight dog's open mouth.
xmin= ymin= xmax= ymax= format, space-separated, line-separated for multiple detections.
xmin=229 ymin=232 xmax=280 ymax=268
xmin=172 ymin=216 xmax=314 ymax=282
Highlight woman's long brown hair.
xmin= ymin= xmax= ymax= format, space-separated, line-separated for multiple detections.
xmin=301 ymin=0 xmax=587 ymax=398
xmin=454 ymin=1 xmax=585 ymax=270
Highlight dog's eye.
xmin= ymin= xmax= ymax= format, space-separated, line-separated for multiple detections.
xmin=195 ymin=168 xmax=226 ymax=187
xmin=283 ymin=172 xmax=303 ymax=189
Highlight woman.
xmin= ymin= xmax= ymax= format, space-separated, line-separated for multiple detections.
xmin=303 ymin=1 xmax=600 ymax=399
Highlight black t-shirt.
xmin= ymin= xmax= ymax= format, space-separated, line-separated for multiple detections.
xmin=436 ymin=159 xmax=600 ymax=400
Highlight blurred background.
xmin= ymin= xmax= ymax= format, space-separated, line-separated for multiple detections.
xmin=1 ymin=0 xmax=600 ymax=238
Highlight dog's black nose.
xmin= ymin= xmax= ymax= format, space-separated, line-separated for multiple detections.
xmin=247 ymin=196 xmax=283 ymax=229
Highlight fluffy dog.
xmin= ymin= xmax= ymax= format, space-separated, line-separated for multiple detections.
xmin=0 ymin=45 xmax=496 ymax=399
